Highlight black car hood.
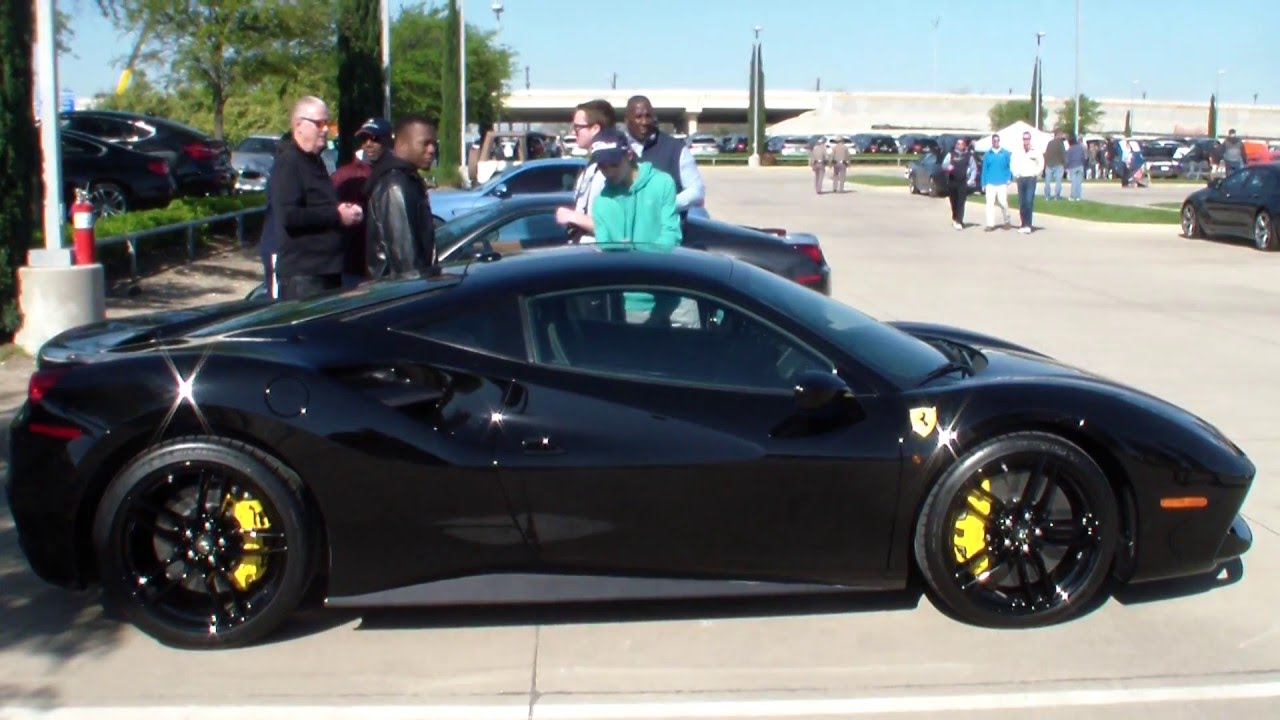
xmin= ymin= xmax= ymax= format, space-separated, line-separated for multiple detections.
xmin=38 ymin=299 xmax=263 ymax=366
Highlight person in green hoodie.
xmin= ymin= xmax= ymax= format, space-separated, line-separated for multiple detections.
xmin=588 ymin=128 xmax=684 ymax=323
xmin=589 ymin=128 xmax=682 ymax=248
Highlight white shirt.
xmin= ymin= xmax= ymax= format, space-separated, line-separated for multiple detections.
xmin=1010 ymin=147 xmax=1045 ymax=179
xmin=572 ymin=162 xmax=605 ymax=243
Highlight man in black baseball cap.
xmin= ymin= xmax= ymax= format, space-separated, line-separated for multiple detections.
xmin=331 ymin=117 xmax=392 ymax=282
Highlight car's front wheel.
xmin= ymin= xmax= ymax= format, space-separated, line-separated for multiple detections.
xmin=93 ymin=436 xmax=314 ymax=649
xmin=1255 ymin=212 xmax=1277 ymax=251
xmin=913 ymin=432 xmax=1118 ymax=628
xmin=1182 ymin=203 xmax=1203 ymax=238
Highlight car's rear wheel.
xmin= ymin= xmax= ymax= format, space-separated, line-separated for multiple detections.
xmin=89 ymin=181 xmax=129 ymax=216
xmin=909 ymin=175 xmax=919 ymax=194
xmin=914 ymin=432 xmax=1117 ymax=628
xmin=93 ymin=437 xmax=313 ymax=649
xmin=1254 ymin=212 xmax=1277 ymax=251
xmin=1181 ymin=203 xmax=1203 ymax=238
xmin=929 ymin=177 xmax=942 ymax=197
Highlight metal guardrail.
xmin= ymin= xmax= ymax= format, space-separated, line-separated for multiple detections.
xmin=96 ymin=206 xmax=266 ymax=281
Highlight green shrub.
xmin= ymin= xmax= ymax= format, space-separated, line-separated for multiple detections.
xmin=65 ymin=193 xmax=267 ymax=241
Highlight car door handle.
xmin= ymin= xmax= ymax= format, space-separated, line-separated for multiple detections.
xmin=521 ymin=436 xmax=563 ymax=455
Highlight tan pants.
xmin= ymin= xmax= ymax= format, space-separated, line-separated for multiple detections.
xmin=985 ymin=184 xmax=1011 ymax=227
xmin=812 ymin=164 xmax=826 ymax=193
xmin=832 ymin=164 xmax=847 ymax=192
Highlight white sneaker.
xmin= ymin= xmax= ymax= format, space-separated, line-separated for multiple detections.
xmin=953 ymin=222 xmax=963 ymax=230
xmin=1018 ymin=226 xmax=1032 ymax=234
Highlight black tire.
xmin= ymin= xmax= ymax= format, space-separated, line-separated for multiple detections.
xmin=1181 ymin=203 xmax=1203 ymax=239
xmin=929 ymin=177 xmax=942 ymax=197
xmin=909 ymin=175 xmax=920 ymax=194
xmin=1255 ymin=211 xmax=1277 ymax=251
xmin=913 ymin=432 xmax=1118 ymax=628
xmin=93 ymin=436 xmax=314 ymax=649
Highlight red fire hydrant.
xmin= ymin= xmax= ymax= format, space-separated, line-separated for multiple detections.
xmin=71 ymin=189 xmax=96 ymax=265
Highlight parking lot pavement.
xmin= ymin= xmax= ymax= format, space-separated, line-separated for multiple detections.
xmin=3 ymin=167 xmax=1279 ymax=718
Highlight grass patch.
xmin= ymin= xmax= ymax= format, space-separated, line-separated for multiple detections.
xmin=0 ymin=343 xmax=29 ymax=363
xmin=850 ymin=174 xmax=909 ymax=187
xmin=966 ymin=193 xmax=1179 ymax=224
xmin=1152 ymin=202 xmax=1185 ymax=210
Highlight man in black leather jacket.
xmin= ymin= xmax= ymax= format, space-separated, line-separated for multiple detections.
xmin=365 ymin=114 xmax=439 ymax=279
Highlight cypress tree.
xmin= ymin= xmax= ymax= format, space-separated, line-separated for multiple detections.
xmin=0 ymin=0 xmax=39 ymax=332
xmin=336 ymin=0 xmax=384 ymax=166
xmin=438 ymin=0 xmax=461 ymax=172
xmin=1207 ymin=94 xmax=1218 ymax=138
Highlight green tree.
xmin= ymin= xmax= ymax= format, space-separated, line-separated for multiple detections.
xmin=1029 ymin=58 xmax=1042 ymax=129
xmin=1208 ymin=94 xmax=1218 ymax=137
xmin=336 ymin=0 xmax=382 ymax=166
xmin=0 ymin=0 xmax=39 ymax=332
xmin=988 ymin=99 xmax=1044 ymax=130
xmin=95 ymin=0 xmax=333 ymax=140
xmin=747 ymin=40 xmax=767 ymax=156
xmin=1123 ymin=110 xmax=1132 ymax=136
xmin=437 ymin=0 xmax=462 ymax=172
xmin=391 ymin=3 xmax=514 ymax=154
xmin=1054 ymin=94 xmax=1104 ymax=136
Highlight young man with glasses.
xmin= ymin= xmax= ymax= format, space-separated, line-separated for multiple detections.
xmin=270 ymin=96 xmax=364 ymax=300
xmin=981 ymin=134 xmax=1013 ymax=231
xmin=555 ymin=99 xmax=616 ymax=242
xmin=1010 ymin=132 xmax=1045 ymax=234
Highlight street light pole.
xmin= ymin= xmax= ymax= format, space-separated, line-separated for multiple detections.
xmin=458 ymin=0 xmax=468 ymax=186
xmin=380 ymin=0 xmax=391 ymax=118
xmin=749 ymin=25 xmax=762 ymax=168
xmin=931 ymin=17 xmax=939 ymax=93
xmin=1034 ymin=31 xmax=1046 ymax=130
xmin=1073 ymin=0 xmax=1080 ymax=137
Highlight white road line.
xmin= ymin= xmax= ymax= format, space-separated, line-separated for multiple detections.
xmin=3 ymin=681 xmax=1279 ymax=720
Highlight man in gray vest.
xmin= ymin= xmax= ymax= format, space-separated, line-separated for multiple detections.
xmin=623 ymin=95 xmax=707 ymax=218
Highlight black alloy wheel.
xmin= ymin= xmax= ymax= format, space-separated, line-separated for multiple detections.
xmin=914 ymin=432 xmax=1118 ymax=628
xmin=94 ymin=437 xmax=314 ymax=649
xmin=89 ymin=182 xmax=130 ymax=216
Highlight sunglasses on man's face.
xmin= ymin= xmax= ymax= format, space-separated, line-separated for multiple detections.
xmin=300 ymin=117 xmax=329 ymax=130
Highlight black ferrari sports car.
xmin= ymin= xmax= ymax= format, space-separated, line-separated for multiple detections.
xmin=8 ymin=246 xmax=1254 ymax=648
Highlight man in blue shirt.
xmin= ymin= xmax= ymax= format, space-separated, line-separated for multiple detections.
xmin=981 ymin=134 xmax=1013 ymax=231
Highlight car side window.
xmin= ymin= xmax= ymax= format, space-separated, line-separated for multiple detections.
xmin=396 ymin=301 xmax=525 ymax=359
xmin=62 ymin=137 xmax=101 ymax=157
xmin=457 ymin=211 xmax=568 ymax=259
xmin=1244 ymin=170 xmax=1274 ymax=194
xmin=526 ymin=287 xmax=832 ymax=391
xmin=505 ymin=166 xmax=574 ymax=194
xmin=1222 ymin=171 xmax=1250 ymax=194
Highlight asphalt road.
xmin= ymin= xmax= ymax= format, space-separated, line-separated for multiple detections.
xmin=2 ymin=167 xmax=1278 ymax=719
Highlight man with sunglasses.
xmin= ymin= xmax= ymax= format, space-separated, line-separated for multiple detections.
xmin=271 ymin=96 xmax=364 ymax=300
xmin=1010 ymin=131 xmax=1045 ymax=234
xmin=555 ymin=99 xmax=616 ymax=242
xmin=332 ymin=117 xmax=391 ymax=283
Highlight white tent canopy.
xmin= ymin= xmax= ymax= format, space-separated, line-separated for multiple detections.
xmin=972 ymin=120 xmax=1054 ymax=153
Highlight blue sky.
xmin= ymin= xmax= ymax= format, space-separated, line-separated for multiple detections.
xmin=58 ymin=0 xmax=1272 ymax=106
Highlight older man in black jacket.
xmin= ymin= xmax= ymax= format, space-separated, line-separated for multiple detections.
xmin=271 ymin=96 xmax=363 ymax=300
xmin=365 ymin=114 xmax=439 ymax=279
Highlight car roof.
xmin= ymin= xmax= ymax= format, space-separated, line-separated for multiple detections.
xmin=64 ymin=110 xmax=213 ymax=138
xmin=457 ymin=243 xmax=735 ymax=291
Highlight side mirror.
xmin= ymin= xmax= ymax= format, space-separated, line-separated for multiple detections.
xmin=793 ymin=370 xmax=853 ymax=413
xmin=491 ymin=183 xmax=511 ymax=199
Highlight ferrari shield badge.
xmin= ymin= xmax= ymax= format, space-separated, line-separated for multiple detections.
xmin=909 ymin=406 xmax=938 ymax=438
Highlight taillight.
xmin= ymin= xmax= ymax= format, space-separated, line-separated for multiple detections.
xmin=28 ymin=369 xmax=65 ymax=403
xmin=183 ymin=142 xmax=218 ymax=160
xmin=794 ymin=244 xmax=825 ymax=265
xmin=147 ymin=160 xmax=169 ymax=175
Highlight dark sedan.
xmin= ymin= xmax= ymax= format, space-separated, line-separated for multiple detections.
xmin=1180 ymin=163 xmax=1280 ymax=251
xmin=906 ymin=152 xmax=947 ymax=196
xmin=8 ymin=246 xmax=1253 ymax=648
xmin=434 ymin=193 xmax=831 ymax=295
xmin=61 ymin=110 xmax=236 ymax=198
xmin=61 ymin=129 xmax=176 ymax=215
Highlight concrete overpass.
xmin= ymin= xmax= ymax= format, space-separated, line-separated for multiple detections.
xmin=502 ymin=88 xmax=1280 ymax=137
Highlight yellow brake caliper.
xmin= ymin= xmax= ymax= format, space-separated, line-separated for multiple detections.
xmin=953 ymin=479 xmax=992 ymax=575
xmin=222 ymin=496 xmax=272 ymax=591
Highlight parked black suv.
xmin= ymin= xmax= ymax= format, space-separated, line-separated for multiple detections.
xmin=60 ymin=110 xmax=235 ymax=198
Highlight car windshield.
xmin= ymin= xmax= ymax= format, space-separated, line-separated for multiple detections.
xmin=236 ymin=137 xmax=278 ymax=154
xmin=736 ymin=262 xmax=948 ymax=388
xmin=188 ymin=279 xmax=456 ymax=337
xmin=434 ymin=202 xmax=513 ymax=252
